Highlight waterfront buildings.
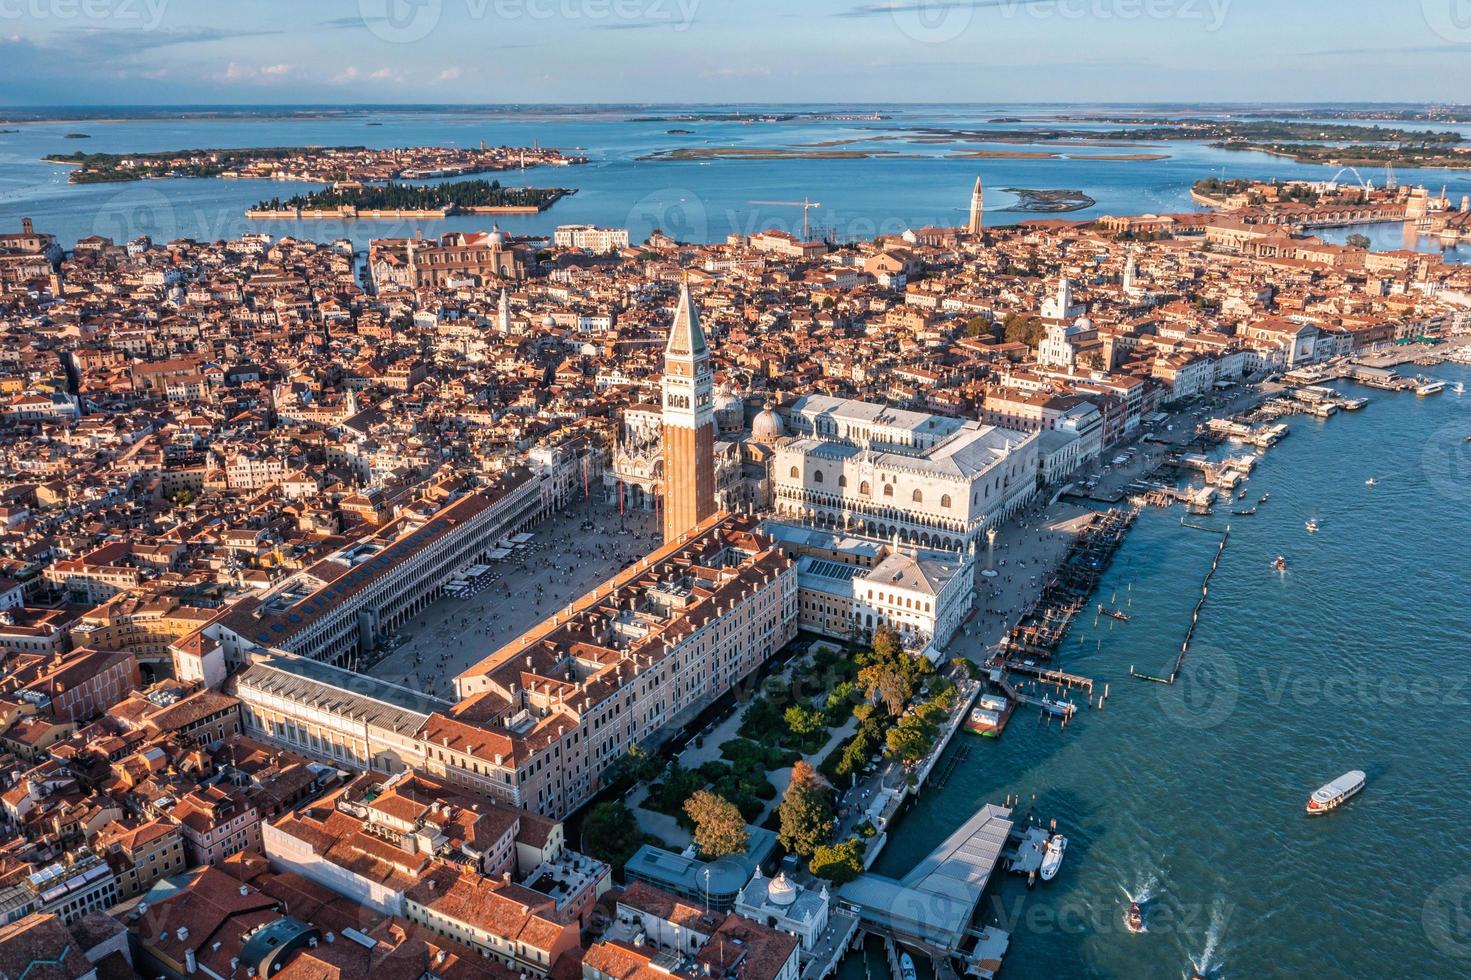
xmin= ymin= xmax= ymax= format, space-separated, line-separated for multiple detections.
xmin=556 ymin=224 xmax=632 ymax=254
xmin=771 ymin=396 xmax=1038 ymax=551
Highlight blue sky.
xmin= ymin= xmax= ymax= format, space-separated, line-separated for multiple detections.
xmin=3 ymin=0 xmax=1471 ymax=104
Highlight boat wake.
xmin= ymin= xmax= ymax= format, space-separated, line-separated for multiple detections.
xmin=1188 ymin=899 xmax=1232 ymax=978
xmin=1122 ymin=874 xmax=1158 ymax=905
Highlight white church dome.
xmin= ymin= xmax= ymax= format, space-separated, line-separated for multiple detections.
xmin=767 ymin=872 xmax=797 ymax=907
xmin=751 ymin=402 xmax=784 ymax=443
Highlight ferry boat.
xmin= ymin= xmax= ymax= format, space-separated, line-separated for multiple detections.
xmin=1039 ymin=835 xmax=1067 ymax=881
xmin=1124 ymin=902 xmax=1145 ymax=934
xmin=1305 ymin=519 xmax=1320 ymax=534
xmin=1306 ymin=770 xmax=1366 ymax=815
xmin=1417 ymin=380 xmax=1447 ymax=397
xmin=899 ymin=953 xmax=917 ymax=980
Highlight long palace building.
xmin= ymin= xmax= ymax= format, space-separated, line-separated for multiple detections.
xmin=229 ymin=514 xmax=796 ymax=819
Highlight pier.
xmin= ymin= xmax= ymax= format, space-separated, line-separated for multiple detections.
xmin=1131 ymin=525 xmax=1230 ymax=684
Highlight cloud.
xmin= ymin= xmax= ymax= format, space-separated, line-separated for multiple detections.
xmin=436 ymin=66 xmax=463 ymax=81
xmin=839 ymin=0 xmax=1043 ymax=16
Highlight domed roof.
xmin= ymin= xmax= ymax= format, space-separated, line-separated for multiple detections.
xmin=751 ymin=401 xmax=784 ymax=442
xmin=486 ymin=224 xmax=507 ymax=248
xmin=767 ymin=872 xmax=797 ymax=907
xmin=714 ymin=384 xmax=743 ymax=413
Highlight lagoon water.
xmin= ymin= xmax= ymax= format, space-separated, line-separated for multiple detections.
xmin=1 ymin=104 xmax=1469 ymax=263
xmin=852 ymin=364 xmax=1471 ymax=979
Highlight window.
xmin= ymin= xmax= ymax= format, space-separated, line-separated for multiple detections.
xmin=813 ymin=471 xmax=824 ymax=484
xmin=789 ymin=466 xmax=799 ymax=479
xmin=860 ymin=481 xmax=871 ymax=496
xmin=838 ymin=475 xmax=847 ymax=488
xmin=883 ymin=484 xmax=894 ymax=497
xmin=941 ymin=494 xmax=952 ymax=509
xmin=912 ymin=489 xmax=923 ymax=503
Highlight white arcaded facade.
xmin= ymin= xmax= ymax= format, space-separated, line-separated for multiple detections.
xmin=770 ymin=396 xmax=1038 ymax=552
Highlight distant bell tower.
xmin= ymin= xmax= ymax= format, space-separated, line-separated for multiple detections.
xmin=967 ymin=177 xmax=985 ymax=235
xmin=662 ymin=278 xmax=716 ymax=543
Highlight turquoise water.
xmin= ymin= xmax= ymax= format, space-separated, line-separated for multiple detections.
xmin=854 ymin=364 xmax=1471 ymax=978
xmin=4 ymin=104 xmax=1471 ymax=254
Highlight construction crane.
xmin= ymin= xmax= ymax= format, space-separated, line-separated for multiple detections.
xmin=748 ymin=198 xmax=822 ymax=240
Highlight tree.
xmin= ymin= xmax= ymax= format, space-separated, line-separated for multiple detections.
xmin=784 ymin=703 xmax=826 ymax=737
xmin=1346 ymin=233 xmax=1371 ymax=250
xmin=684 ymin=790 xmax=748 ymax=859
xmin=581 ymin=801 xmax=642 ymax=871
xmin=809 ymin=838 xmax=866 ymax=885
xmin=886 ymin=721 xmax=931 ymax=765
xmin=778 ymin=761 xmax=835 ymax=858
xmin=859 ymin=663 xmax=911 ymax=717
xmin=870 ymin=625 xmax=901 ymax=661
xmin=1002 ymin=312 xmax=1042 ymax=349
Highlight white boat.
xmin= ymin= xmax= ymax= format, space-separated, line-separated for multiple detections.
xmin=1365 ymin=478 xmax=1376 ymax=486
xmin=1039 ymin=834 xmax=1067 ymax=881
xmin=899 ymin=953 xmax=917 ymax=980
xmin=1040 ymin=695 xmax=1076 ymax=718
xmin=1305 ymin=519 xmax=1320 ymax=533
xmin=1417 ymin=380 xmax=1446 ymax=396
xmin=1306 ymin=770 xmax=1366 ymax=815
xmin=1454 ymin=382 xmax=1465 ymax=396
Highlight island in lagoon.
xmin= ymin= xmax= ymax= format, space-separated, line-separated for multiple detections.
xmin=245 ymin=179 xmax=575 ymax=218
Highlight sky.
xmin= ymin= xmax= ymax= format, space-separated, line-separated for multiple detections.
xmin=4 ymin=0 xmax=1471 ymax=105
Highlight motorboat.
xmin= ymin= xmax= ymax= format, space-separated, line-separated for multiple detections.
xmin=1365 ymin=477 xmax=1377 ymax=486
xmin=1273 ymin=555 xmax=1287 ymax=573
xmin=1259 ymin=493 xmax=1270 ymax=504
xmin=1231 ymin=506 xmax=1257 ymax=516
xmin=1098 ymin=604 xmax=1131 ymax=622
xmin=1417 ymin=379 xmax=1446 ymax=396
xmin=1124 ymin=902 xmax=1145 ymax=934
xmin=1039 ymin=834 xmax=1067 ymax=881
xmin=1305 ymin=519 xmax=1320 ymax=533
xmin=1453 ymin=382 xmax=1465 ymax=395
xmin=899 ymin=953 xmax=917 ymax=980
xmin=1306 ymin=770 xmax=1366 ymax=815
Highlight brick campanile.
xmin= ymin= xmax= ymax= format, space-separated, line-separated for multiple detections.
xmin=661 ymin=279 xmax=716 ymax=543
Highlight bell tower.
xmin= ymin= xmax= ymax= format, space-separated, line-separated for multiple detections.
xmin=661 ymin=278 xmax=716 ymax=543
